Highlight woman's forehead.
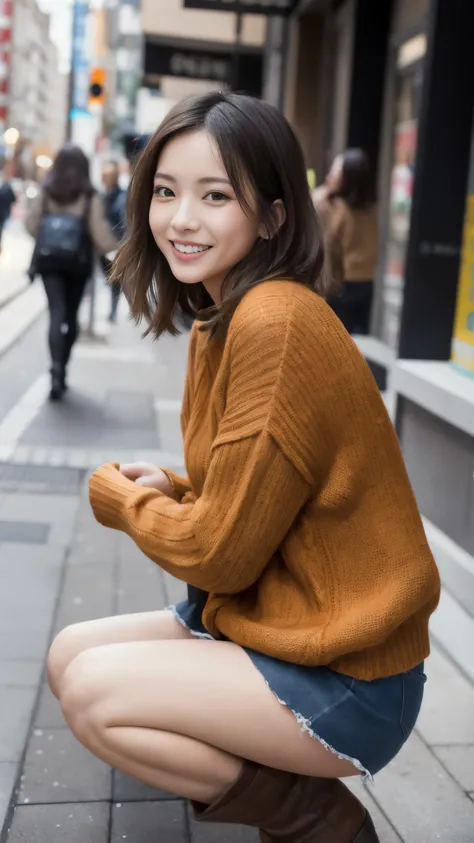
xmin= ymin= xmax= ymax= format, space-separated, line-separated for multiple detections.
xmin=157 ymin=130 xmax=227 ymax=179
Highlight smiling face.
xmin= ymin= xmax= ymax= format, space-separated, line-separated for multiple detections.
xmin=149 ymin=130 xmax=263 ymax=303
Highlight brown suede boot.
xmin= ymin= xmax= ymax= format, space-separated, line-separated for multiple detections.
xmin=191 ymin=762 xmax=379 ymax=843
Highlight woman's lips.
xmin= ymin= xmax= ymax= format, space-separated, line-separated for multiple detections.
xmin=170 ymin=241 xmax=212 ymax=262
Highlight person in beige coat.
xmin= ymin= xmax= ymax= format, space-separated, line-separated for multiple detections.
xmin=313 ymin=149 xmax=378 ymax=335
xmin=26 ymin=144 xmax=119 ymax=399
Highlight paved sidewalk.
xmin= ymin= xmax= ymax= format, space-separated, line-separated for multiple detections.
xmin=0 ymin=297 xmax=473 ymax=841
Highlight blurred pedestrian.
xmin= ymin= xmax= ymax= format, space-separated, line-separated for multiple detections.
xmin=0 ymin=172 xmax=16 ymax=252
xmin=47 ymin=94 xmax=439 ymax=843
xmin=313 ymin=149 xmax=378 ymax=335
xmin=26 ymin=144 xmax=118 ymax=400
xmin=101 ymin=161 xmax=127 ymax=323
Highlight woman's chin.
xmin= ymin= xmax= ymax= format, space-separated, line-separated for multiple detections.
xmin=171 ymin=268 xmax=205 ymax=286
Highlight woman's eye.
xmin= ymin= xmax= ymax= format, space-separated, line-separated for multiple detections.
xmin=205 ymin=191 xmax=229 ymax=202
xmin=154 ymin=186 xmax=174 ymax=198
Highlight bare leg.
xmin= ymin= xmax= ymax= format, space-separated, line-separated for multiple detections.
xmin=59 ymin=639 xmax=359 ymax=804
xmin=47 ymin=610 xmax=190 ymax=698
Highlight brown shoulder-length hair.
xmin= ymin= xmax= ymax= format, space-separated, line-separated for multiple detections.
xmin=111 ymin=91 xmax=329 ymax=337
xmin=44 ymin=144 xmax=94 ymax=205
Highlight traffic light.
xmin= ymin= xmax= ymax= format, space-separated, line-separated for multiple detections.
xmin=89 ymin=68 xmax=105 ymax=108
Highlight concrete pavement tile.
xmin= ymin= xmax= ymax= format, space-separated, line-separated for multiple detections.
xmin=105 ymin=389 xmax=156 ymax=429
xmin=19 ymin=729 xmax=112 ymax=803
xmin=432 ymin=745 xmax=474 ymax=792
xmin=430 ymin=590 xmax=474 ymax=683
xmin=0 ymin=520 xmax=50 ymax=544
xmin=0 ymin=660 xmax=43 ymax=687
xmin=10 ymin=446 xmax=32 ymax=465
xmin=0 ymin=493 xmax=78 ymax=527
xmin=0 ymin=630 xmax=51 ymax=661
xmin=416 ymin=648 xmax=474 ymax=744
xmin=370 ymin=733 xmax=474 ymax=842
xmin=0 ymin=540 xmax=64 ymax=571
xmin=116 ymin=586 xmax=167 ymax=615
xmin=113 ymin=769 xmax=179 ymax=802
xmin=162 ymin=571 xmax=187 ymax=606
xmin=116 ymin=552 xmax=168 ymax=611
xmin=6 ymin=802 xmax=110 ymax=843
xmin=68 ymin=519 xmax=117 ymax=566
xmin=0 ymin=687 xmax=37 ymax=762
xmin=34 ymin=684 xmax=65 ymax=729
xmin=0 ymin=609 xmax=57 ymax=635
xmin=116 ymin=532 xmax=150 ymax=565
xmin=0 ymin=762 xmax=18 ymax=832
xmin=53 ymin=561 xmax=115 ymax=634
xmin=111 ymin=800 xmax=187 ymax=843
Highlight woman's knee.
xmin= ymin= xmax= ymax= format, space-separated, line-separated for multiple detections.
xmin=47 ymin=621 xmax=93 ymax=698
xmin=59 ymin=647 xmax=110 ymax=739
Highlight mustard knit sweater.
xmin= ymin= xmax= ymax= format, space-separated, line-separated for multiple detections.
xmin=89 ymin=281 xmax=440 ymax=680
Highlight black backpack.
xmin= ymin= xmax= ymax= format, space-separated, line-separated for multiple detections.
xmin=34 ymin=193 xmax=93 ymax=276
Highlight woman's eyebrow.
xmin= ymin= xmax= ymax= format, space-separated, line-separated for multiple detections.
xmin=154 ymin=171 xmax=176 ymax=181
xmin=154 ymin=171 xmax=231 ymax=186
xmin=198 ymin=177 xmax=232 ymax=185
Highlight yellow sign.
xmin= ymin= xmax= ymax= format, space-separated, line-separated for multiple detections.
xmin=452 ymin=193 xmax=474 ymax=375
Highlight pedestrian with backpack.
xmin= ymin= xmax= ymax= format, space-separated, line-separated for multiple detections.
xmin=26 ymin=144 xmax=118 ymax=400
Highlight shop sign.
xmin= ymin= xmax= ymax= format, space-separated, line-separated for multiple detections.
xmin=451 ymin=194 xmax=474 ymax=376
xmin=183 ymin=0 xmax=298 ymax=15
xmin=145 ymin=41 xmax=231 ymax=83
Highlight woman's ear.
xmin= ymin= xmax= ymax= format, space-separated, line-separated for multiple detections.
xmin=258 ymin=199 xmax=286 ymax=240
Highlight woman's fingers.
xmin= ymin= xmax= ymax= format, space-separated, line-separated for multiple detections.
xmin=135 ymin=474 xmax=164 ymax=488
xmin=120 ymin=462 xmax=157 ymax=480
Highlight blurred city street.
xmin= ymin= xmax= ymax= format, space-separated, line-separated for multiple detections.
xmin=0 ymin=218 xmax=472 ymax=842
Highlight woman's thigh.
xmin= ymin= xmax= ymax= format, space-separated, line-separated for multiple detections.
xmin=48 ymin=610 xmax=190 ymax=696
xmin=61 ymin=638 xmax=358 ymax=779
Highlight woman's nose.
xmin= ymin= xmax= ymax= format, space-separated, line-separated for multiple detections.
xmin=171 ymin=199 xmax=199 ymax=232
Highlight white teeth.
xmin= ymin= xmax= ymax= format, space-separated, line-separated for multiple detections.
xmin=173 ymin=242 xmax=209 ymax=254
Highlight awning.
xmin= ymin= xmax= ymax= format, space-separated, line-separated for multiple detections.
xmin=183 ymin=0 xmax=299 ymax=16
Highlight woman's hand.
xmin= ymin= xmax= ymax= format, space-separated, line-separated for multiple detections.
xmin=120 ymin=462 xmax=175 ymax=497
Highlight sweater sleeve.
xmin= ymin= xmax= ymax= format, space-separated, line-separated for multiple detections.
xmin=157 ymin=323 xmax=198 ymax=503
xmin=89 ymin=432 xmax=309 ymax=593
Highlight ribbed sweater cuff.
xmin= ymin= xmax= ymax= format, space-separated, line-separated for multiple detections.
xmin=89 ymin=462 xmax=136 ymax=531
xmin=159 ymin=468 xmax=190 ymax=502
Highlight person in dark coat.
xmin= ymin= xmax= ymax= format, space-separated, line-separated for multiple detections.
xmin=101 ymin=161 xmax=127 ymax=322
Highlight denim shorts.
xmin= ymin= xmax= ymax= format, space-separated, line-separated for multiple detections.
xmin=172 ymin=597 xmax=426 ymax=781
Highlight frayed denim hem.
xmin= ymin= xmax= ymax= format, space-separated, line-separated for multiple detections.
xmin=168 ymin=604 xmax=374 ymax=784
xmin=168 ymin=604 xmax=215 ymax=640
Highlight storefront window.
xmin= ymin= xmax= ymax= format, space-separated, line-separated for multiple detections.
xmin=380 ymin=36 xmax=426 ymax=350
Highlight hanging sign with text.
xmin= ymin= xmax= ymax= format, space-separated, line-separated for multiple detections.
xmin=145 ymin=41 xmax=232 ymax=83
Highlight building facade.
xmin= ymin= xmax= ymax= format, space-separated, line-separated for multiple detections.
xmin=8 ymin=0 xmax=67 ymax=170
xmin=280 ymin=0 xmax=474 ymax=658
